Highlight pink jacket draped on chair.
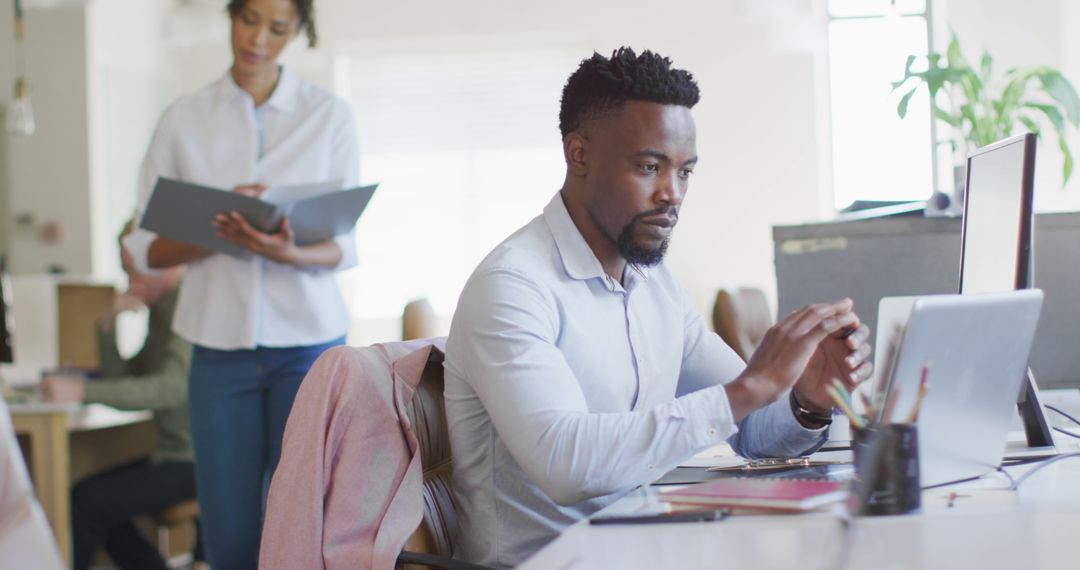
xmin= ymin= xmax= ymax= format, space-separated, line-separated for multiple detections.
xmin=260 ymin=338 xmax=446 ymax=570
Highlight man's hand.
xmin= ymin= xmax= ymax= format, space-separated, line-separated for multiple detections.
xmin=214 ymin=212 xmax=300 ymax=265
xmin=793 ymin=320 xmax=873 ymax=413
xmin=41 ymin=375 xmax=86 ymax=403
xmin=724 ymin=299 xmax=859 ymax=422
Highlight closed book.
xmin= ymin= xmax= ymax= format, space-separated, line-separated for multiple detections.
xmin=660 ymin=478 xmax=848 ymax=512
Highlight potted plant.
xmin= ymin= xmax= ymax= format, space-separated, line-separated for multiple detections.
xmin=891 ymin=33 xmax=1080 ymax=192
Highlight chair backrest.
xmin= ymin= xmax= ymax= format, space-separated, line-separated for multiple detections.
xmin=712 ymin=287 xmax=773 ymax=362
xmin=403 ymin=299 xmax=438 ymax=341
xmin=401 ymin=351 xmax=458 ymax=560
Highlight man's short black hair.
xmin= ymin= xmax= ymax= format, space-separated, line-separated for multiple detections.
xmin=558 ymin=47 xmax=700 ymax=138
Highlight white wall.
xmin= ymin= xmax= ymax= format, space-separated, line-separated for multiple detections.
xmin=1 ymin=0 xmax=1077 ymax=336
xmin=315 ymin=0 xmax=831 ymax=321
xmin=0 ymin=2 xmax=94 ymax=275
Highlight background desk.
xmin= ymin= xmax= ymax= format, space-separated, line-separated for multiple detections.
xmin=11 ymin=403 xmax=157 ymax=564
xmin=772 ymin=212 xmax=1080 ymax=389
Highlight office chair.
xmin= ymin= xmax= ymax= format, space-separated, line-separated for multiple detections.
xmin=402 ymin=299 xmax=438 ymax=341
xmin=261 ymin=339 xmax=492 ymax=570
xmin=396 ymin=347 xmax=491 ymax=570
xmin=711 ymin=287 xmax=772 ymax=362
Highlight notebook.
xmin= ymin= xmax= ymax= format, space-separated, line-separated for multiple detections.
xmin=660 ymin=478 xmax=848 ymax=512
xmin=140 ymin=177 xmax=378 ymax=260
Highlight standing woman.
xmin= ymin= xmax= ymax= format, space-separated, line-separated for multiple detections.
xmin=124 ymin=1 xmax=357 ymax=568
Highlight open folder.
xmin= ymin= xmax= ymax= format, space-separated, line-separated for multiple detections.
xmin=140 ymin=177 xmax=378 ymax=260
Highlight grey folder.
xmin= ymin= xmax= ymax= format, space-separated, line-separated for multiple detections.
xmin=140 ymin=177 xmax=378 ymax=260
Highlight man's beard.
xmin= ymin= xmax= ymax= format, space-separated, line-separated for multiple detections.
xmin=615 ymin=206 xmax=676 ymax=267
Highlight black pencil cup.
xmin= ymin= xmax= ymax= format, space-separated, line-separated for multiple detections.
xmin=850 ymin=424 xmax=921 ymax=516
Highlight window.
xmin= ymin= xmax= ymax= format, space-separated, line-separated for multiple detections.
xmin=335 ymin=43 xmax=584 ymax=333
xmin=827 ymin=0 xmax=936 ymax=210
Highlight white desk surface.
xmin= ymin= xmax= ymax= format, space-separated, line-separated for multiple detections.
xmin=519 ymin=389 xmax=1080 ymax=570
xmin=9 ymin=402 xmax=152 ymax=432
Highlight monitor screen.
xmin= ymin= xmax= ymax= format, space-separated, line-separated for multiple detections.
xmin=958 ymin=133 xmax=1036 ymax=294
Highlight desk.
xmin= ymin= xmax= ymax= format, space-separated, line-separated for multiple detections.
xmin=519 ymin=391 xmax=1080 ymax=570
xmin=520 ymin=458 xmax=1080 ymax=569
xmin=10 ymin=403 xmax=157 ymax=564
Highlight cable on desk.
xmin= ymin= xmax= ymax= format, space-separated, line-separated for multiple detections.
xmin=994 ymin=465 xmax=1017 ymax=488
xmin=1054 ymin=427 xmax=1080 ymax=440
xmin=1008 ymin=451 xmax=1080 ymax=490
xmin=1045 ymin=404 xmax=1080 ymax=427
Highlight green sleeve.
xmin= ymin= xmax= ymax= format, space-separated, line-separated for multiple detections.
xmin=83 ymin=334 xmax=192 ymax=412
xmin=96 ymin=325 xmax=133 ymax=378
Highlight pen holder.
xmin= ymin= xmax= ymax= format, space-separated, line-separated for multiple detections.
xmin=850 ymin=424 xmax=921 ymax=516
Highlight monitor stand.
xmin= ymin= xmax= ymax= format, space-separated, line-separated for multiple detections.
xmin=1017 ymin=368 xmax=1055 ymax=448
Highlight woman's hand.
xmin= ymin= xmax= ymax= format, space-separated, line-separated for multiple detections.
xmin=233 ymin=183 xmax=267 ymax=198
xmin=214 ymin=212 xmax=300 ymax=265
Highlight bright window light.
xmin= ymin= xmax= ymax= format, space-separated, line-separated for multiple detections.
xmin=335 ymin=46 xmax=579 ymax=321
xmin=828 ymin=6 xmax=934 ymax=210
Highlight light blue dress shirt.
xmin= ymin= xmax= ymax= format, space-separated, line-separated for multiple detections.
xmin=445 ymin=192 xmax=828 ymax=568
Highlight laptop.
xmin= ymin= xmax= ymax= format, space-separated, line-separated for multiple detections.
xmin=872 ymin=290 xmax=1044 ymax=487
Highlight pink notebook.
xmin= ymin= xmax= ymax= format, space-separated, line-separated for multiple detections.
xmin=660 ymin=478 xmax=848 ymax=512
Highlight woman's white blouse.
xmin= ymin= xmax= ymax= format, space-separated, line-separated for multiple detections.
xmin=125 ymin=68 xmax=360 ymax=350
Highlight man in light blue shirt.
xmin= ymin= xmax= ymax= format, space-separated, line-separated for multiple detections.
xmin=444 ymin=47 xmax=873 ymax=568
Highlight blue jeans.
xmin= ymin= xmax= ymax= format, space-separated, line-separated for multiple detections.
xmin=188 ymin=337 xmax=344 ymax=570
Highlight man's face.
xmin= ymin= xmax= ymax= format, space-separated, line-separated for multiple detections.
xmin=580 ymin=101 xmax=697 ymax=266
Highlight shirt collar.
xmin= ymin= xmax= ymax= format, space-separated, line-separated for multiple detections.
xmin=543 ymin=191 xmax=607 ymax=282
xmin=215 ymin=66 xmax=299 ymax=113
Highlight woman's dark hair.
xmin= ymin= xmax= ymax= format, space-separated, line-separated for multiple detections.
xmin=227 ymin=0 xmax=318 ymax=48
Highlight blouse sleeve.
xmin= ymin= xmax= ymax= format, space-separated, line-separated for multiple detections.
xmin=124 ymin=106 xmax=180 ymax=273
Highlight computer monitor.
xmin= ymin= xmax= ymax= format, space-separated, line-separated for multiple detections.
xmin=0 ymin=261 xmax=13 ymax=364
xmin=958 ymin=132 xmax=1053 ymax=448
xmin=959 ymin=133 xmax=1036 ymax=294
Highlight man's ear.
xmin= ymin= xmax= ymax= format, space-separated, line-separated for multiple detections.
xmin=563 ymin=133 xmax=589 ymax=178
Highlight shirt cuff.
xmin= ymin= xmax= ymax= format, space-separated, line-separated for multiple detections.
xmin=122 ymin=229 xmax=159 ymax=275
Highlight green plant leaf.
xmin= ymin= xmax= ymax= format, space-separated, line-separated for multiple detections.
xmin=1061 ymin=133 xmax=1074 ymax=185
xmin=1000 ymin=73 xmax=1030 ymax=110
xmin=1035 ymin=69 xmax=1080 ymax=126
xmin=897 ymin=88 xmax=918 ymax=119
xmin=932 ymin=105 xmax=962 ymax=127
xmin=980 ymin=52 xmax=993 ymax=82
xmin=1025 ymin=102 xmax=1066 ymax=134
xmin=946 ymin=33 xmax=965 ymax=69
xmin=1018 ymin=116 xmax=1042 ymax=136
xmin=1022 ymin=106 xmax=1074 ymax=187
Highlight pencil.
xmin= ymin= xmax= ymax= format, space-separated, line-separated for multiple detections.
xmin=857 ymin=388 xmax=874 ymax=418
xmin=831 ymin=378 xmax=853 ymax=408
xmin=881 ymin=386 xmax=901 ymax=425
xmin=826 ymin=385 xmax=865 ymax=429
xmin=905 ymin=362 xmax=932 ymax=423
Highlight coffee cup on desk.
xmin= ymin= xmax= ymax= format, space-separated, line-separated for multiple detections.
xmin=850 ymin=424 xmax=921 ymax=516
xmin=40 ymin=367 xmax=94 ymax=403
